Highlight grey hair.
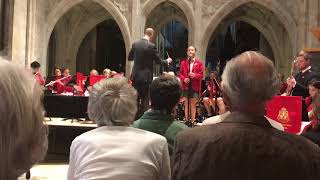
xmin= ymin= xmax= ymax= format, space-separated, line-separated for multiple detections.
xmin=0 ymin=59 xmax=48 ymax=179
xmin=88 ymin=77 xmax=137 ymax=126
xmin=221 ymin=51 xmax=278 ymax=108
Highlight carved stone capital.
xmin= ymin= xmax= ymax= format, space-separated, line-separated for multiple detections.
xmin=186 ymin=0 xmax=196 ymax=11
xmin=202 ymin=0 xmax=231 ymax=18
xmin=113 ymin=0 xmax=130 ymax=17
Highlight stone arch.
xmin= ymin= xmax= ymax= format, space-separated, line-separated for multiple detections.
xmin=236 ymin=17 xmax=282 ymax=69
xmin=69 ymin=17 xmax=113 ymax=70
xmin=141 ymin=0 xmax=195 ymax=44
xmin=44 ymin=0 xmax=131 ymax=68
xmin=202 ymin=0 xmax=297 ymax=58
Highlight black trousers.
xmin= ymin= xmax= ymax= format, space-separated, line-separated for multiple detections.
xmin=133 ymin=82 xmax=150 ymax=120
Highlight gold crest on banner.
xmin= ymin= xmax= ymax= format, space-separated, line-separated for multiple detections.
xmin=277 ymin=107 xmax=290 ymax=123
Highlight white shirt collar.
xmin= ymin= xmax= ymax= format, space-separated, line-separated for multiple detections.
xmin=143 ymin=35 xmax=150 ymax=41
xmin=301 ymin=66 xmax=311 ymax=73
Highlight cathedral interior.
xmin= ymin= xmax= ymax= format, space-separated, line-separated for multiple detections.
xmin=1 ymin=0 xmax=320 ymax=179
xmin=1 ymin=0 xmax=320 ymax=77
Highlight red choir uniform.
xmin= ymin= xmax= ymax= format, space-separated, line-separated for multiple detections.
xmin=279 ymin=82 xmax=288 ymax=95
xmin=49 ymin=75 xmax=63 ymax=92
xmin=305 ymin=96 xmax=313 ymax=113
xmin=206 ymin=79 xmax=219 ymax=99
xmin=34 ymin=72 xmax=45 ymax=86
xmin=56 ymin=76 xmax=74 ymax=94
xmin=178 ymin=58 xmax=204 ymax=94
xmin=302 ymin=96 xmax=318 ymax=133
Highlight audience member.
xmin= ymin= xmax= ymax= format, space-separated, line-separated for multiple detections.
xmin=172 ymin=51 xmax=320 ymax=180
xmin=133 ymin=74 xmax=188 ymax=155
xmin=0 ymin=59 xmax=48 ymax=179
xmin=30 ymin=61 xmax=45 ymax=86
xmin=68 ymin=77 xmax=170 ymax=180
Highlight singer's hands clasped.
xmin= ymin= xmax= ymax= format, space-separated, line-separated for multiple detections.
xmin=184 ymin=78 xmax=190 ymax=83
xmin=189 ymin=72 xmax=195 ymax=78
xmin=166 ymin=57 xmax=172 ymax=64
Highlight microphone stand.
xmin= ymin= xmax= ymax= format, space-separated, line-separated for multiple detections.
xmin=212 ymin=77 xmax=222 ymax=114
xmin=188 ymin=57 xmax=192 ymax=126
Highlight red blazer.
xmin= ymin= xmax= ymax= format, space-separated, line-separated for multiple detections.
xmin=34 ymin=72 xmax=45 ymax=86
xmin=178 ymin=58 xmax=204 ymax=93
xmin=56 ymin=76 xmax=73 ymax=94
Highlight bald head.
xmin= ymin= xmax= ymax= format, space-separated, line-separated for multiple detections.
xmin=144 ymin=28 xmax=154 ymax=38
xmin=221 ymin=51 xmax=278 ymax=110
xmin=90 ymin=69 xmax=98 ymax=76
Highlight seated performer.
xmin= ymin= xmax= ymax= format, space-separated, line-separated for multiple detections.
xmin=278 ymin=73 xmax=288 ymax=95
xmin=203 ymin=70 xmax=220 ymax=117
xmin=103 ymin=68 xmax=111 ymax=78
xmin=54 ymin=67 xmax=62 ymax=77
xmin=56 ymin=68 xmax=74 ymax=94
xmin=48 ymin=67 xmax=63 ymax=92
xmin=30 ymin=61 xmax=45 ymax=86
xmin=287 ymin=51 xmax=319 ymax=98
xmin=178 ymin=46 xmax=204 ymax=126
xmin=306 ymin=80 xmax=320 ymax=118
xmin=301 ymin=92 xmax=320 ymax=146
xmin=84 ymin=69 xmax=99 ymax=90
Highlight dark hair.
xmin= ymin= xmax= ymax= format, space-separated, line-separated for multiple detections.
xmin=210 ymin=70 xmax=217 ymax=75
xmin=311 ymin=92 xmax=320 ymax=130
xmin=149 ymin=75 xmax=181 ymax=113
xmin=62 ymin=67 xmax=69 ymax=73
xmin=309 ymin=80 xmax=320 ymax=89
xmin=30 ymin=61 xmax=40 ymax=69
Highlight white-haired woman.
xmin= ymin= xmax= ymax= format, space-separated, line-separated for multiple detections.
xmin=0 ymin=59 xmax=48 ymax=179
xmin=68 ymin=77 xmax=170 ymax=180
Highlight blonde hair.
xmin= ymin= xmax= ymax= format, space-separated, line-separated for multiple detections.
xmin=0 ymin=59 xmax=48 ymax=179
xmin=103 ymin=68 xmax=111 ymax=76
xmin=88 ymin=77 xmax=137 ymax=126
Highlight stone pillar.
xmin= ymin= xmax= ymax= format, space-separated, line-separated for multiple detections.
xmin=193 ymin=0 xmax=205 ymax=63
xmin=11 ymin=0 xmax=28 ymax=65
xmin=0 ymin=0 xmax=3 ymax=51
xmin=126 ymin=0 xmax=141 ymax=77
xmin=307 ymin=0 xmax=320 ymax=47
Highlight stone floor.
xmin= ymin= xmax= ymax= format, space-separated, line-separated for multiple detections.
xmin=18 ymin=163 xmax=69 ymax=180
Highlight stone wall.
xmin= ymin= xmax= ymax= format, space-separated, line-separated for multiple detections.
xmin=6 ymin=0 xmax=320 ymax=76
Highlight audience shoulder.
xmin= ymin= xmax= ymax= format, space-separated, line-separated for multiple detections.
xmin=129 ymin=127 xmax=167 ymax=142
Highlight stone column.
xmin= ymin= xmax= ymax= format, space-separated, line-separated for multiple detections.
xmin=0 ymin=0 xmax=3 ymax=51
xmin=11 ymin=0 xmax=28 ymax=65
xmin=126 ymin=0 xmax=141 ymax=77
xmin=307 ymin=0 xmax=320 ymax=47
xmin=193 ymin=0 xmax=205 ymax=63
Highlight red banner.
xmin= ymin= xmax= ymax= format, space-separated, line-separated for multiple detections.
xmin=89 ymin=75 xmax=106 ymax=86
xmin=265 ymin=96 xmax=302 ymax=134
